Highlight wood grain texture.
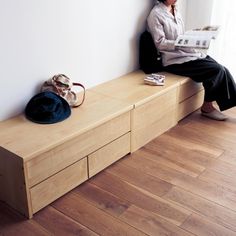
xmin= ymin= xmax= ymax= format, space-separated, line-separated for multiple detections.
xmin=0 ymin=147 xmax=31 ymax=218
xmin=181 ymin=213 xmax=236 ymax=236
xmin=178 ymin=78 xmax=203 ymax=102
xmin=27 ymin=112 xmax=130 ymax=187
xmin=120 ymin=205 xmax=194 ymax=236
xmin=164 ymin=186 xmax=236 ymax=232
xmin=178 ymin=90 xmax=204 ymax=120
xmin=34 ymin=206 xmax=98 ymax=236
xmin=88 ymin=133 xmax=130 ymax=177
xmin=157 ymin=131 xmax=224 ymax=158
xmin=0 ymin=202 xmax=49 ymax=236
xmin=1 ymin=107 xmax=236 ymax=236
xmin=131 ymin=87 xmax=178 ymax=152
xmin=141 ymin=146 xmax=205 ymax=177
xmin=105 ymin=160 xmax=172 ymax=197
xmin=74 ymin=182 xmax=131 ymax=217
xmin=219 ymin=150 xmax=236 ymax=165
xmin=0 ymin=70 xmax=205 ymax=219
xmin=199 ymin=169 xmax=236 ymax=191
xmin=120 ymin=150 xmax=236 ymax=212
xmin=89 ymin=171 xmax=190 ymax=226
xmin=52 ymin=192 xmax=146 ymax=236
xmin=169 ymin=114 xmax=236 ymax=153
xmin=30 ymin=157 xmax=88 ymax=213
xmin=0 ymin=92 xmax=131 ymax=217
xmin=89 ymin=70 xmax=183 ymax=107
xmin=0 ymin=91 xmax=132 ymax=160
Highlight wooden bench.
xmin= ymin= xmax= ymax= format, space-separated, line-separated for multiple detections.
xmin=0 ymin=70 xmax=203 ymax=218
xmin=90 ymin=70 xmax=203 ymax=152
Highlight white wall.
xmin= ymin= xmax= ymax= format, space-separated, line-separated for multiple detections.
xmin=0 ymin=0 xmax=154 ymax=121
xmin=0 ymin=0 xmax=187 ymax=121
xmin=177 ymin=0 xmax=187 ymax=23
xmin=185 ymin=0 xmax=214 ymax=30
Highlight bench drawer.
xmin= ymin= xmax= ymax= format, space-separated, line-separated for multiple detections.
xmin=88 ymin=132 xmax=130 ymax=177
xmin=30 ymin=157 xmax=87 ymax=213
xmin=178 ymin=90 xmax=204 ymax=121
xmin=179 ymin=80 xmax=203 ymax=102
xmin=26 ymin=112 xmax=130 ymax=187
xmin=131 ymin=87 xmax=178 ymax=152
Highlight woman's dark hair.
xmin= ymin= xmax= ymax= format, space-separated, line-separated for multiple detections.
xmin=158 ymin=0 xmax=166 ymax=2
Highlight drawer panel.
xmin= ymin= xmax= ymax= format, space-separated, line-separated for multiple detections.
xmin=88 ymin=133 xmax=130 ymax=178
xmin=26 ymin=112 xmax=130 ymax=187
xmin=179 ymin=80 xmax=203 ymax=102
xmin=30 ymin=157 xmax=87 ymax=213
xmin=178 ymin=90 xmax=204 ymax=121
xmin=131 ymin=88 xmax=178 ymax=152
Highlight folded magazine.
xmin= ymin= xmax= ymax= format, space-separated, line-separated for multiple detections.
xmin=175 ymin=25 xmax=220 ymax=49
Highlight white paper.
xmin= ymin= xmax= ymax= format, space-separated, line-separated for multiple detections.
xmin=175 ymin=25 xmax=220 ymax=49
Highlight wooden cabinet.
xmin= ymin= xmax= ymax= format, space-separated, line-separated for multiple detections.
xmin=30 ymin=157 xmax=88 ymax=213
xmin=90 ymin=71 xmax=180 ymax=152
xmin=131 ymin=87 xmax=178 ymax=152
xmin=178 ymin=78 xmax=204 ymax=120
xmin=88 ymin=132 xmax=130 ymax=177
xmin=0 ymin=91 xmax=132 ymax=218
xmin=26 ymin=112 xmax=130 ymax=187
xmin=0 ymin=70 xmax=203 ymax=218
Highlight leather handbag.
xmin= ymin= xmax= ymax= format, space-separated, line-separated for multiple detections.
xmin=41 ymin=74 xmax=85 ymax=107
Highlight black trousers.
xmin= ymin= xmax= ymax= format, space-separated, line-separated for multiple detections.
xmin=164 ymin=56 xmax=236 ymax=111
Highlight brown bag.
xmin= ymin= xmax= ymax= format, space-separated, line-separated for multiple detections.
xmin=41 ymin=74 xmax=85 ymax=107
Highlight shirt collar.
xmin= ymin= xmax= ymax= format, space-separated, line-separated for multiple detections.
xmin=157 ymin=1 xmax=177 ymax=18
xmin=157 ymin=1 xmax=177 ymax=11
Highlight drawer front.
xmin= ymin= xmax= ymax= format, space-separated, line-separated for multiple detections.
xmin=179 ymin=80 xmax=203 ymax=102
xmin=88 ymin=133 xmax=130 ymax=178
xmin=30 ymin=157 xmax=87 ymax=213
xmin=26 ymin=112 xmax=130 ymax=187
xmin=131 ymin=88 xmax=178 ymax=152
xmin=178 ymin=90 xmax=204 ymax=121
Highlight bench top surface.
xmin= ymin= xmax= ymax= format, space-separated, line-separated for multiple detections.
xmin=0 ymin=91 xmax=132 ymax=160
xmin=89 ymin=70 xmax=191 ymax=107
xmin=0 ymin=70 xmax=193 ymax=160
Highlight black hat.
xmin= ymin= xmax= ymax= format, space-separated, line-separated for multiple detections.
xmin=25 ymin=91 xmax=71 ymax=124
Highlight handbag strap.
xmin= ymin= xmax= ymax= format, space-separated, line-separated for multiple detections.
xmin=72 ymin=82 xmax=86 ymax=108
xmin=51 ymin=74 xmax=86 ymax=108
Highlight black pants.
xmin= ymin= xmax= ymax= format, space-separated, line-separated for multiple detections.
xmin=164 ymin=56 xmax=236 ymax=111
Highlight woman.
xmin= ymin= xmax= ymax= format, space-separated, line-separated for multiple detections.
xmin=147 ymin=0 xmax=236 ymax=121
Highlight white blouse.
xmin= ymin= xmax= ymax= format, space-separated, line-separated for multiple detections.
xmin=147 ymin=2 xmax=206 ymax=66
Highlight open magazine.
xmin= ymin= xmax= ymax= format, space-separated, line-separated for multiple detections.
xmin=175 ymin=25 xmax=220 ymax=49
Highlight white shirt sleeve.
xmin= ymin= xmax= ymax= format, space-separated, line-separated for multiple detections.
xmin=147 ymin=3 xmax=206 ymax=66
xmin=147 ymin=11 xmax=176 ymax=51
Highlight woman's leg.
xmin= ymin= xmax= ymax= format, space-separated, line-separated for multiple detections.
xmin=164 ymin=56 xmax=236 ymax=112
xmin=201 ymin=101 xmax=216 ymax=112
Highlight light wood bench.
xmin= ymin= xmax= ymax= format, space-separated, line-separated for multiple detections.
xmin=89 ymin=70 xmax=203 ymax=152
xmin=0 ymin=91 xmax=132 ymax=218
xmin=0 ymin=70 xmax=203 ymax=218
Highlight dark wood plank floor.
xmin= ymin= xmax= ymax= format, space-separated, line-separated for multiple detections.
xmin=1 ymin=108 xmax=236 ymax=236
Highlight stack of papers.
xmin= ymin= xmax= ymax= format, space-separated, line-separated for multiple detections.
xmin=144 ymin=74 xmax=165 ymax=86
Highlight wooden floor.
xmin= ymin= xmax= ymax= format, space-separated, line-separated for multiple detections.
xmin=1 ymin=108 xmax=236 ymax=236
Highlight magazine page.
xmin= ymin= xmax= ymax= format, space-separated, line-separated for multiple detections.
xmin=175 ymin=25 xmax=219 ymax=49
xmin=175 ymin=35 xmax=211 ymax=49
xmin=185 ymin=25 xmax=220 ymax=39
